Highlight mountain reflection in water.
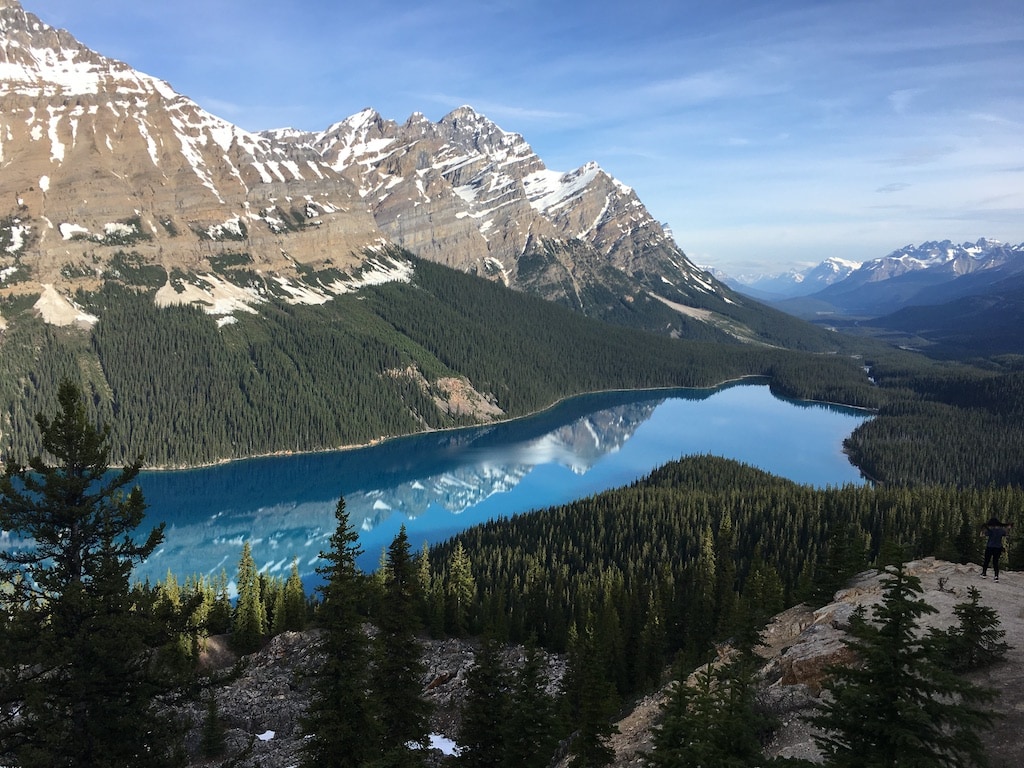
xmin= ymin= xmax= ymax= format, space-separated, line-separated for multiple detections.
xmin=134 ymin=384 xmax=870 ymax=587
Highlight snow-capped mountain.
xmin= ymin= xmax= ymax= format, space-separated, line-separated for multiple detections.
xmin=809 ymin=239 xmax=1024 ymax=313
xmin=774 ymin=239 xmax=1024 ymax=319
xmin=725 ymin=257 xmax=860 ymax=300
xmin=266 ymin=106 xmax=725 ymax=318
xmin=846 ymin=239 xmax=1021 ymax=285
xmin=0 ymin=0 xmax=396 ymax=321
xmin=0 ymin=0 xmax=747 ymax=337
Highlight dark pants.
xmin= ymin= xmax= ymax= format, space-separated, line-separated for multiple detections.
xmin=983 ymin=546 xmax=1004 ymax=576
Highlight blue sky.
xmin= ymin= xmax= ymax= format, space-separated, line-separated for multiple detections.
xmin=26 ymin=0 xmax=1024 ymax=275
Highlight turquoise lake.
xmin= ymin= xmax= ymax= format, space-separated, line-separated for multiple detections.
xmin=134 ymin=382 xmax=872 ymax=587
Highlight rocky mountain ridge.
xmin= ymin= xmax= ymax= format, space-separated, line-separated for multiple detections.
xmin=0 ymin=0 xmax=388 ymax=316
xmin=265 ymin=106 xmax=715 ymax=315
xmin=829 ymin=238 xmax=1024 ymax=289
xmin=1 ymin=0 xmax=741 ymax=337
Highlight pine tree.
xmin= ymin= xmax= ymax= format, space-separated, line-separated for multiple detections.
xmin=564 ymin=623 xmax=618 ymax=768
xmin=809 ymin=563 xmax=996 ymax=768
xmin=811 ymin=522 xmax=868 ymax=606
xmin=686 ymin=524 xmax=717 ymax=660
xmin=931 ymin=585 xmax=1010 ymax=672
xmin=0 ymin=380 xmax=183 ymax=767
xmin=200 ymin=695 xmax=227 ymax=759
xmin=712 ymin=514 xmax=739 ymax=637
xmin=300 ymin=497 xmax=377 ymax=768
xmin=502 ymin=643 xmax=562 ymax=768
xmin=371 ymin=525 xmax=432 ymax=766
xmin=457 ymin=636 xmax=511 ymax=768
xmin=207 ymin=568 xmax=232 ymax=634
xmin=232 ymin=541 xmax=266 ymax=652
xmin=735 ymin=550 xmax=785 ymax=654
xmin=645 ymin=651 xmax=772 ymax=768
xmin=445 ymin=540 xmax=476 ymax=636
xmin=276 ymin=557 xmax=306 ymax=633
xmin=417 ymin=541 xmax=445 ymax=636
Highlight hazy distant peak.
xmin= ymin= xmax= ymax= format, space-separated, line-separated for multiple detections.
xmin=726 ymin=255 xmax=861 ymax=299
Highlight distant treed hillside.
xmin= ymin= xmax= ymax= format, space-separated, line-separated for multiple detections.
xmin=0 ymin=257 xmax=881 ymax=467
xmin=844 ymin=360 xmax=1024 ymax=487
xmin=430 ymin=454 xmax=1024 ymax=693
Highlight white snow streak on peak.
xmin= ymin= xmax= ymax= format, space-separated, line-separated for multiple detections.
xmin=2 ymin=7 xmax=326 ymax=190
xmin=318 ymin=110 xmax=396 ymax=174
xmin=343 ymin=108 xmax=380 ymax=131
xmin=0 ymin=35 xmax=178 ymax=101
xmin=523 ymin=164 xmax=602 ymax=214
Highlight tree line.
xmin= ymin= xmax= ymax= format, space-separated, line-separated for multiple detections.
xmin=4 ymin=256 xmax=1023 ymax=488
xmin=1 ymin=257 xmax=884 ymax=468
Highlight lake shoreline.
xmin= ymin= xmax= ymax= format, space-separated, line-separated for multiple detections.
xmin=135 ymin=375 xmax=872 ymax=473
xmin=132 ymin=383 xmax=873 ymax=584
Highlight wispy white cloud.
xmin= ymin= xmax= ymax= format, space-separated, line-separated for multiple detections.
xmin=877 ymin=183 xmax=911 ymax=194
xmin=888 ymin=89 xmax=923 ymax=115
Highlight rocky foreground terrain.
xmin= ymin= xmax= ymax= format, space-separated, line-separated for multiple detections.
xmin=180 ymin=558 xmax=1024 ymax=767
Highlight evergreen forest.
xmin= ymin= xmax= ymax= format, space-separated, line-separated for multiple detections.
xmin=2 ymin=250 xmax=1024 ymax=767
xmin=1 ymin=254 xmax=1022 ymax=487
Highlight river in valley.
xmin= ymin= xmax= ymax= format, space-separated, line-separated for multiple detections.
xmin=134 ymin=382 xmax=872 ymax=588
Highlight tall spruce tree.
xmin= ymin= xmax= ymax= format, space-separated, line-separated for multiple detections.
xmin=563 ymin=623 xmax=619 ymax=768
xmin=502 ymin=643 xmax=562 ymax=768
xmin=232 ymin=541 xmax=266 ymax=652
xmin=809 ymin=563 xmax=996 ymax=768
xmin=371 ymin=525 xmax=432 ymax=766
xmin=0 ymin=380 xmax=183 ymax=767
xmin=300 ymin=497 xmax=377 ymax=768
xmin=457 ymin=636 xmax=511 ymax=768
xmin=445 ymin=540 xmax=476 ymax=636
xmin=276 ymin=557 xmax=307 ymax=633
xmin=645 ymin=652 xmax=772 ymax=768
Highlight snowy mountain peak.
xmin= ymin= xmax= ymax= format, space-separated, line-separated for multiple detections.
xmin=0 ymin=1 xmax=386 ymax=314
xmin=0 ymin=1 xmax=174 ymax=100
xmin=1 ymin=1 xmax=740 ymax=337
xmin=863 ymin=239 xmax=1021 ymax=280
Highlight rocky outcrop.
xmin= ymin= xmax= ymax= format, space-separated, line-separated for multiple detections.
xmin=179 ymin=559 xmax=1024 ymax=768
xmin=603 ymin=558 xmax=1024 ymax=767
xmin=178 ymin=631 xmax=565 ymax=768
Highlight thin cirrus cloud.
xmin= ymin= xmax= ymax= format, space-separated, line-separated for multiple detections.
xmin=877 ymin=183 xmax=911 ymax=194
xmin=20 ymin=0 xmax=1024 ymax=273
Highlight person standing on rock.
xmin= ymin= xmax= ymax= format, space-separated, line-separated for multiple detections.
xmin=981 ymin=517 xmax=1012 ymax=581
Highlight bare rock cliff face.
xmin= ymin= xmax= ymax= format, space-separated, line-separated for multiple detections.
xmin=0 ymin=0 xmax=383 ymax=299
xmin=268 ymin=106 xmax=721 ymax=316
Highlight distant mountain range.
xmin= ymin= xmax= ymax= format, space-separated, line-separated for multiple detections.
xmin=737 ymin=239 xmax=1024 ymax=358
xmin=717 ymin=257 xmax=861 ymax=300
xmin=776 ymin=238 xmax=1024 ymax=314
